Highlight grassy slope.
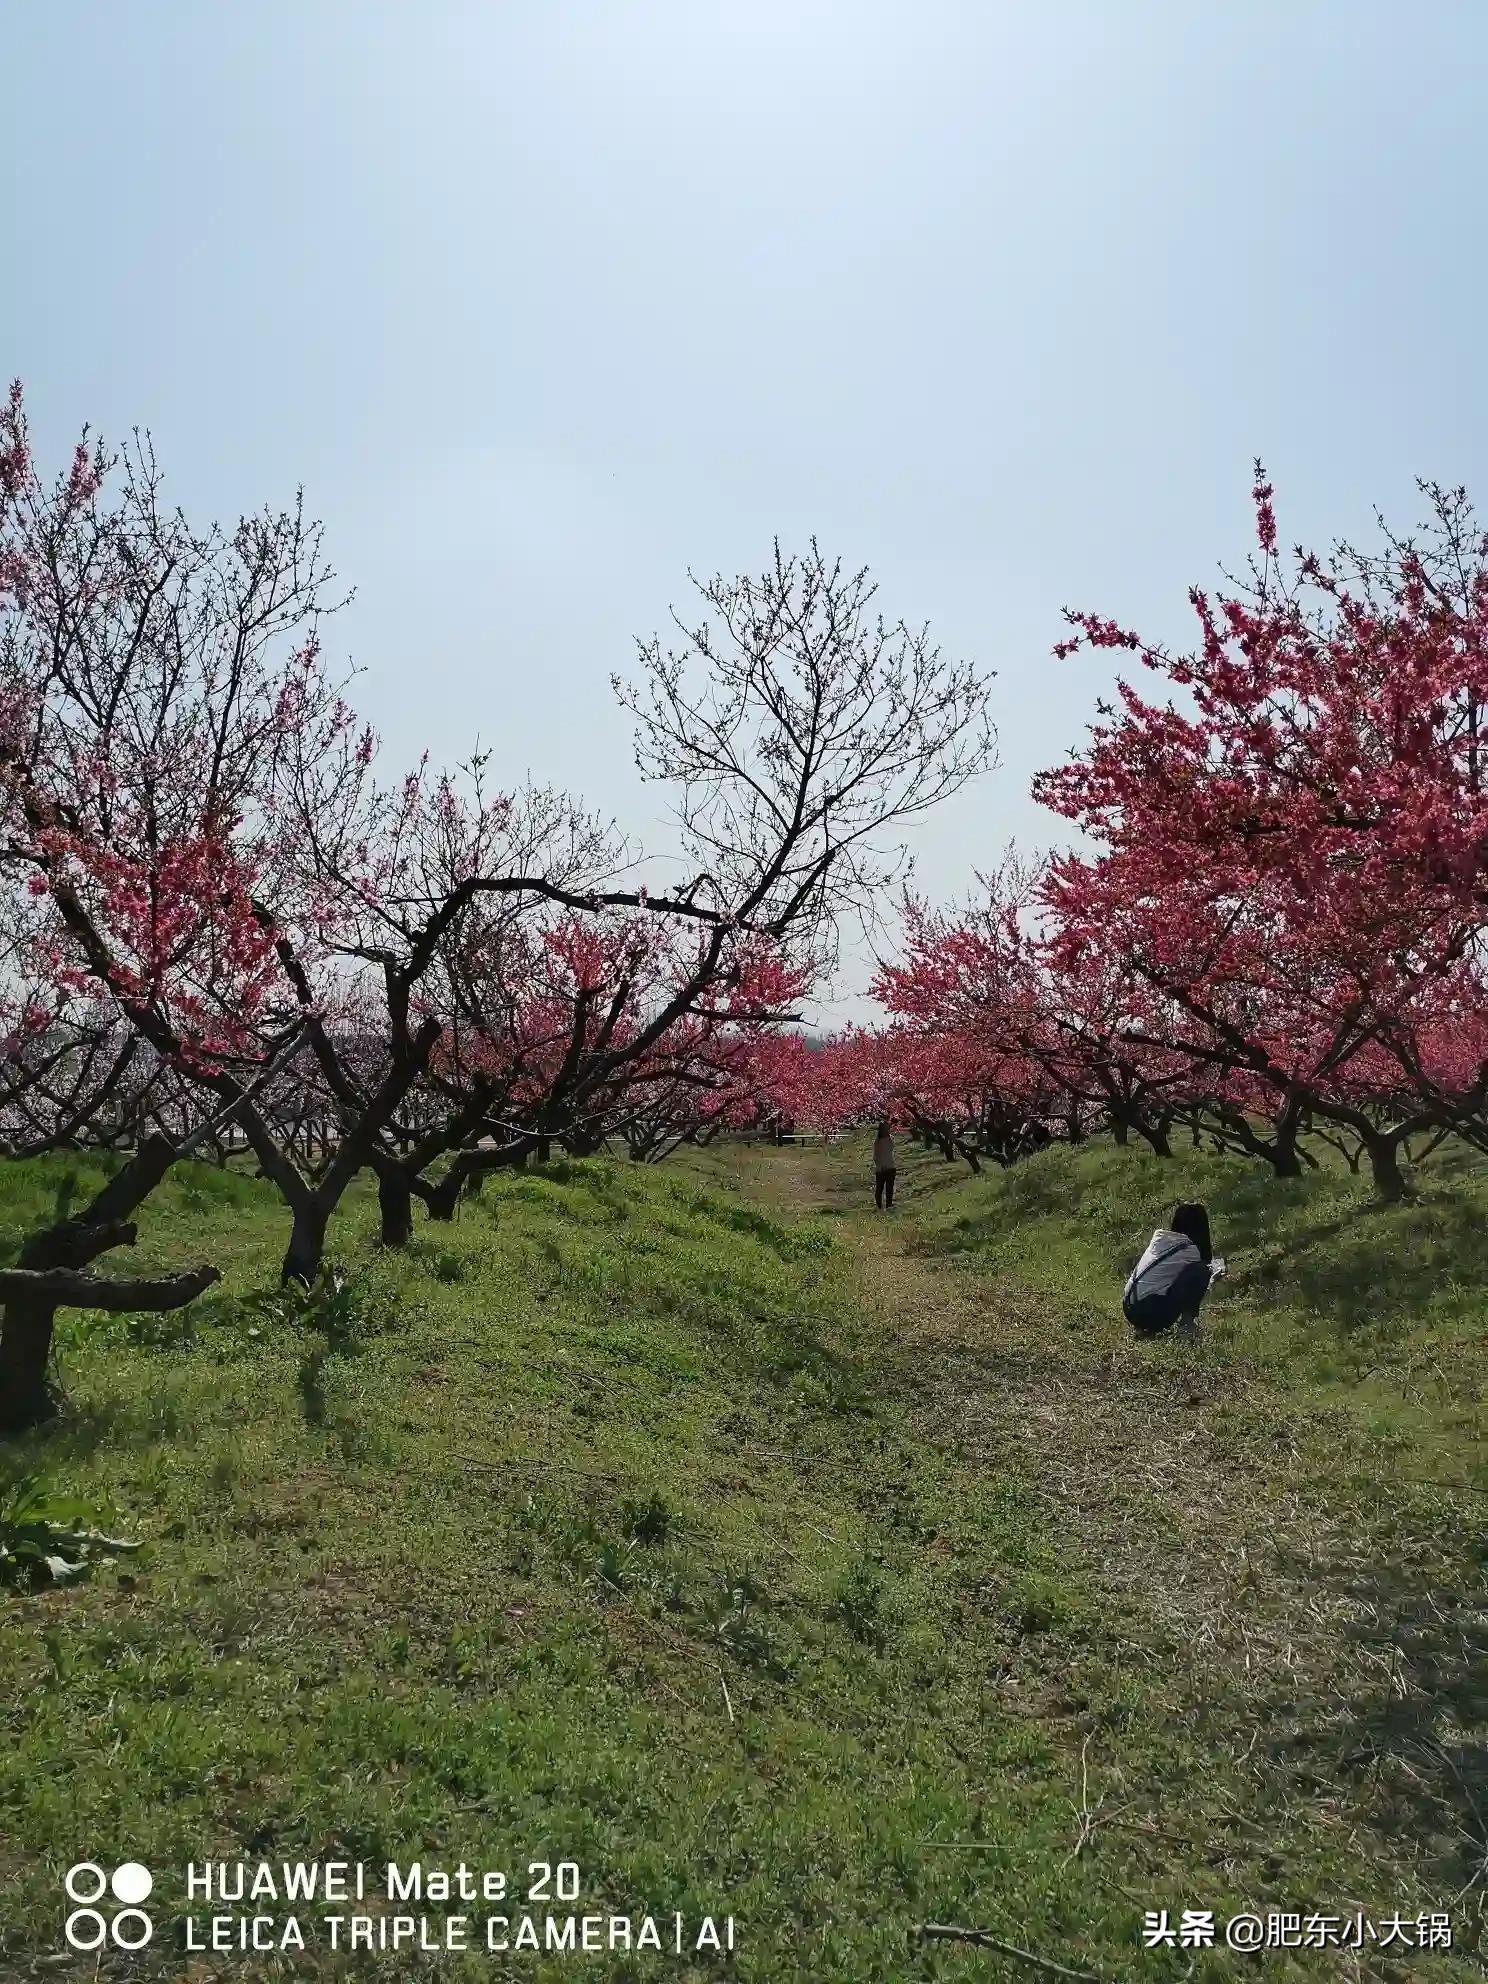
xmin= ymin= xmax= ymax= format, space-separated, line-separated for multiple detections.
xmin=0 ymin=1138 xmax=1484 ymax=1980
xmin=875 ymin=1135 xmax=1488 ymax=1972
xmin=907 ymin=1133 xmax=1488 ymax=1471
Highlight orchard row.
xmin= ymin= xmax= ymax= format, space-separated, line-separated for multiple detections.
xmin=3 ymin=395 xmax=1483 ymax=1417
xmin=795 ymin=470 xmax=1488 ymax=1202
xmin=0 ymin=386 xmax=989 ymax=1423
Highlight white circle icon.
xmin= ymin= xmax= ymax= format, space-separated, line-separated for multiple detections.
xmin=64 ymin=1863 xmax=107 ymax=1903
xmin=63 ymin=1863 xmax=155 ymax=1950
xmin=112 ymin=1906 xmax=154 ymax=1949
xmin=64 ymin=1908 xmax=107 ymax=1950
xmin=111 ymin=1862 xmax=153 ymax=1904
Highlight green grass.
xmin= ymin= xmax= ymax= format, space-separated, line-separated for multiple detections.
xmin=906 ymin=1133 xmax=1488 ymax=1481
xmin=0 ymin=1137 xmax=1484 ymax=1979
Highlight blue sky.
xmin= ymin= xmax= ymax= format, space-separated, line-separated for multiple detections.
xmin=6 ymin=2 xmax=1486 ymax=1019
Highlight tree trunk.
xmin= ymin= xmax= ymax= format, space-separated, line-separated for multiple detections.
xmin=2 ymin=1125 xmax=233 ymax=1427
xmin=425 ymin=1176 xmax=460 ymax=1222
xmin=1361 ymin=1130 xmax=1408 ymax=1202
xmin=0 ymin=1295 xmax=60 ymax=1430
xmin=281 ymin=1202 xmax=329 ymax=1286
xmin=1268 ymin=1097 xmax=1306 ymax=1177
xmin=1133 ymin=1118 xmax=1172 ymax=1157
xmin=377 ymin=1170 xmax=413 ymax=1248
xmin=1111 ymin=1118 xmax=1130 ymax=1147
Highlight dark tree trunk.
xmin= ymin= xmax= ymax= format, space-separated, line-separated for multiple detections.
xmin=425 ymin=1176 xmax=460 ymax=1222
xmin=1221 ymin=1107 xmax=1306 ymax=1176
xmin=1111 ymin=1118 xmax=1130 ymax=1147
xmin=377 ymin=1170 xmax=414 ymax=1249
xmin=281 ymin=1202 xmax=330 ymax=1286
xmin=0 ymin=1295 xmax=60 ymax=1430
xmin=1269 ymin=1097 xmax=1306 ymax=1177
xmin=2 ymin=1134 xmax=216 ymax=1428
xmin=1133 ymin=1118 xmax=1172 ymax=1158
xmin=1362 ymin=1130 xmax=1408 ymax=1202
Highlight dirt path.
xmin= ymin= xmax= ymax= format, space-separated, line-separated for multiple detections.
xmin=769 ymin=1142 xmax=1299 ymax=1634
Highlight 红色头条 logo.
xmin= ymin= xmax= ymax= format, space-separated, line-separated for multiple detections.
xmin=64 ymin=1861 xmax=154 ymax=1951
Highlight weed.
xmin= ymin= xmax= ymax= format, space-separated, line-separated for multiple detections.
xmin=828 ymin=1558 xmax=893 ymax=1648
xmin=0 ymin=1469 xmax=133 ymax=1589
xmin=623 ymin=1490 xmax=674 ymax=1547
xmin=254 ymin=1263 xmax=376 ymax=1348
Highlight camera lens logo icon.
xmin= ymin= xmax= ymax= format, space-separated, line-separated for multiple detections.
xmin=64 ymin=1862 xmax=154 ymax=1951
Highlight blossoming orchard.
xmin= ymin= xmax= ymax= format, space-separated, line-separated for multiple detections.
xmin=805 ymin=471 xmax=1488 ymax=1204
xmin=3 ymin=392 xmax=1487 ymax=1426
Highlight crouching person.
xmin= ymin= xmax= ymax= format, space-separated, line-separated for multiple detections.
xmin=1122 ymin=1202 xmax=1223 ymax=1340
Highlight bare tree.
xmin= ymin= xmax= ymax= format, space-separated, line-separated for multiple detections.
xmin=617 ymin=541 xmax=995 ymax=969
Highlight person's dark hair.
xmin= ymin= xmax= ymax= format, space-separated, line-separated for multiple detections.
xmin=877 ymin=1120 xmax=891 ymax=1139
xmin=1171 ymin=1202 xmax=1212 ymax=1263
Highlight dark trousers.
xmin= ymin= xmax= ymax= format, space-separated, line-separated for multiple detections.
xmin=874 ymin=1168 xmax=896 ymax=1208
xmin=1125 ymin=1259 xmax=1208 ymax=1336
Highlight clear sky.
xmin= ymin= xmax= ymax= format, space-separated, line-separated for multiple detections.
xmin=6 ymin=3 xmax=1486 ymax=1021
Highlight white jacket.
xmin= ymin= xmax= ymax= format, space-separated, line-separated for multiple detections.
xmin=1124 ymin=1228 xmax=1203 ymax=1307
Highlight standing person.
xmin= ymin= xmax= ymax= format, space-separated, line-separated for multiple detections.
xmin=1122 ymin=1202 xmax=1225 ymax=1338
xmin=872 ymin=1121 xmax=897 ymax=1209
